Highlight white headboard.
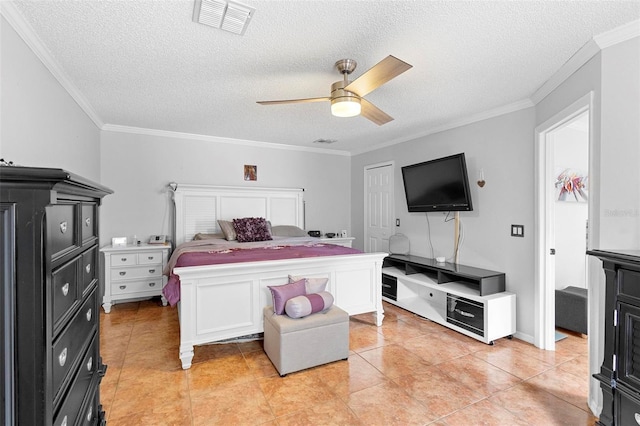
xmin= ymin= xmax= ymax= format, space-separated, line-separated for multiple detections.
xmin=172 ymin=184 xmax=304 ymax=245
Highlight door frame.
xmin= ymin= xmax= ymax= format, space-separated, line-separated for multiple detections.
xmin=534 ymin=92 xmax=593 ymax=350
xmin=363 ymin=161 xmax=394 ymax=253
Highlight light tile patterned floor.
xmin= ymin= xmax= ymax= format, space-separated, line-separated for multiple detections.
xmin=100 ymin=299 xmax=597 ymax=425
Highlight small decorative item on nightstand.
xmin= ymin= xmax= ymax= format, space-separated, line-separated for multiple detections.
xmin=100 ymin=243 xmax=170 ymax=313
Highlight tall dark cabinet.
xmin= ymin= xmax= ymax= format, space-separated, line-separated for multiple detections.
xmin=588 ymin=249 xmax=640 ymax=426
xmin=0 ymin=166 xmax=112 ymax=425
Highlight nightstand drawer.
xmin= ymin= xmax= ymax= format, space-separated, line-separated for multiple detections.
xmin=111 ymin=279 xmax=163 ymax=295
xmin=138 ymin=251 xmax=164 ymax=264
xmin=110 ymin=265 xmax=162 ymax=281
xmin=111 ymin=253 xmax=137 ymax=266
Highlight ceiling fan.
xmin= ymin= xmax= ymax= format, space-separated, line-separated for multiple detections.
xmin=257 ymin=55 xmax=412 ymax=126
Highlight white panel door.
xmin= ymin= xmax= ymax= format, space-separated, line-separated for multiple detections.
xmin=365 ymin=163 xmax=394 ymax=253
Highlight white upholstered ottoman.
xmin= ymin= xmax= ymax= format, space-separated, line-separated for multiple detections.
xmin=263 ymin=305 xmax=349 ymax=376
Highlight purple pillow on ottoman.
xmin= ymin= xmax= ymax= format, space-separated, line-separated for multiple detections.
xmin=268 ymin=279 xmax=306 ymax=315
xmin=233 ymin=217 xmax=272 ymax=242
xmin=285 ymin=291 xmax=334 ymax=319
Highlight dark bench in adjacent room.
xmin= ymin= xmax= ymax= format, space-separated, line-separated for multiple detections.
xmin=555 ymin=286 xmax=588 ymax=335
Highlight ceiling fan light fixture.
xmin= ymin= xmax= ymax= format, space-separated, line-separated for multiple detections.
xmin=331 ymin=97 xmax=361 ymax=118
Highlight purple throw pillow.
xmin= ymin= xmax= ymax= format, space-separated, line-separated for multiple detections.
xmin=285 ymin=291 xmax=334 ymax=319
xmin=233 ymin=217 xmax=272 ymax=242
xmin=268 ymin=279 xmax=306 ymax=315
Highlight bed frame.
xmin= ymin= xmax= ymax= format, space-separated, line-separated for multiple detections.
xmin=171 ymin=184 xmax=386 ymax=369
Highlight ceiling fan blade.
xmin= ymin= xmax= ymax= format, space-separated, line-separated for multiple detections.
xmin=360 ymin=98 xmax=393 ymax=126
xmin=345 ymin=55 xmax=412 ymax=97
xmin=257 ymin=97 xmax=330 ymax=105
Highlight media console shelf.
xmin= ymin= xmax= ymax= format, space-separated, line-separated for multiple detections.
xmin=382 ymin=254 xmax=515 ymax=345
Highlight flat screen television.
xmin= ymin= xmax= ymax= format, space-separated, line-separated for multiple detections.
xmin=401 ymin=153 xmax=473 ymax=212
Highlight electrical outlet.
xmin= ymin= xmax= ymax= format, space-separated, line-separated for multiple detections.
xmin=396 ymin=218 xmax=400 ymax=226
xmin=511 ymin=224 xmax=524 ymax=237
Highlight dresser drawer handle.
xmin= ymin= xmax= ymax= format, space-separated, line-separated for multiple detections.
xmin=87 ymin=356 xmax=93 ymax=372
xmin=148 ymin=269 xmax=156 ymax=274
xmin=85 ymin=217 xmax=91 ymax=227
xmin=61 ymin=283 xmax=70 ymax=296
xmin=121 ymin=257 xmax=128 ymax=262
xmin=119 ymin=271 xmax=126 ymax=276
xmin=86 ymin=308 xmax=92 ymax=322
xmin=635 ymin=413 xmax=640 ymax=424
xmin=85 ymin=264 xmax=91 ymax=274
xmin=86 ymin=405 xmax=93 ymax=422
xmin=59 ymin=347 xmax=67 ymax=367
xmin=148 ymin=256 xmax=154 ymax=260
xmin=60 ymin=415 xmax=68 ymax=426
xmin=148 ymin=282 xmax=156 ymax=287
xmin=59 ymin=221 xmax=67 ymax=234
xmin=119 ymin=285 xmax=126 ymax=290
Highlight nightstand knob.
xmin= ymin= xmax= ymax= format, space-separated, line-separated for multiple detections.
xmin=62 ymin=283 xmax=69 ymax=296
xmin=59 ymin=221 xmax=67 ymax=234
xmin=119 ymin=271 xmax=126 ymax=276
xmin=119 ymin=285 xmax=126 ymax=290
xmin=58 ymin=347 xmax=67 ymax=367
xmin=85 ymin=264 xmax=91 ymax=274
xmin=87 ymin=356 xmax=93 ymax=371
xmin=86 ymin=308 xmax=92 ymax=322
xmin=148 ymin=282 xmax=156 ymax=287
xmin=85 ymin=217 xmax=91 ymax=227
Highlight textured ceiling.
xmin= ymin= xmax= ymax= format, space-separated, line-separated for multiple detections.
xmin=7 ymin=0 xmax=640 ymax=154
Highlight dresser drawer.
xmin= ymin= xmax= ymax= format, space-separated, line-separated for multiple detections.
xmin=111 ymin=252 xmax=137 ymax=266
xmin=110 ymin=264 xmax=162 ymax=281
xmin=616 ymin=389 xmax=640 ymax=425
xmin=81 ymin=246 xmax=98 ymax=295
xmin=52 ymin=257 xmax=80 ymax=331
xmin=81 ymin=203 xmax=97 ymax=244
xmin=52 ymin=291 xmax=98 ymax=400
xmin=620 ymin=268 xmax=640 ymax=302
xmin=137 ymin=251 xmax=164 ymax=265
xmin=53 ymin=333 xmax=99 ymax=426
xmin=111 ymin=278 xmax=163 ymax=295
xmin=48 ymin=204 xmax=78 ymax=258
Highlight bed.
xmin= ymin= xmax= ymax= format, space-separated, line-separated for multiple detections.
xmin=166 ymin=184 xmax=387 ymax=369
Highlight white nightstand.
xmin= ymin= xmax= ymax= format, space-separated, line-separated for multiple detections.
xmin=318 ymin=237 xmax=355 ymax=248
xmin=100 ymin=243 xmax=170 ymax=313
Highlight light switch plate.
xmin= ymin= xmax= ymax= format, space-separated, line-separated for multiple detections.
xmin=511 ymin=225 xmax=524 ymax=237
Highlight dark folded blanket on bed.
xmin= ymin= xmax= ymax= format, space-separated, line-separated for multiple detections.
xmin=163 ymin=243 xmax=362 ymax=306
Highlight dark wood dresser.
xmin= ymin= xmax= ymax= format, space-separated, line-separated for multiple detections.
xmin=0 ymin=166 xmax=112 ymax=425
xmin=588 ymin=249 xmax=640 ymax=426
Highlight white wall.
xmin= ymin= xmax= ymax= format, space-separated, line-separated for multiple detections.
xmin=552 ymin=120 xmax=589 ymax=290
xmin=599 ymin=37 xmax=640 ymax=247
xmin=0 ymin=16 xmax=101 ymax=182
xmin=351 ymin=107 xmax=537 ymax=339
xmin=99 ymin=130 xmax=351 ymax=245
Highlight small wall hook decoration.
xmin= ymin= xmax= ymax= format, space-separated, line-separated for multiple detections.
xmin=477 ymin=169 xmax=486 ymax=188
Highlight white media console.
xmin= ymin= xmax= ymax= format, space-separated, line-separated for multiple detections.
xmin=382 ymin=254 xmax=516 ymax=345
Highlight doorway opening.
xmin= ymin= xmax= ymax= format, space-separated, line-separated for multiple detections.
xmin=534 ymin=93 xmax=592 ymax=351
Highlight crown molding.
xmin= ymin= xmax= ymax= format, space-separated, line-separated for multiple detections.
xmin=353 ymin=98 xmax=534 ymax=156
xmin=101 ymin=124 xmax=351 ymax=156
xmin=1 ymin=1 xmax=104 ymax=129
xmin=531 ymin=19 xmax=640 ymax=105
xmin=594 ymin=19 xmax=640 ymax=49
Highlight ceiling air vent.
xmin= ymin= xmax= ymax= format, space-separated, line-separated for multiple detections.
xmin=193 ymin=0 xmax=255 ymax=35
xmin=312 ymin=139 xmax=338 ymax=144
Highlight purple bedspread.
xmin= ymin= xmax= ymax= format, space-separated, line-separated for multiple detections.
xmin=163 ymin=243 xmax=361 ymax=306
